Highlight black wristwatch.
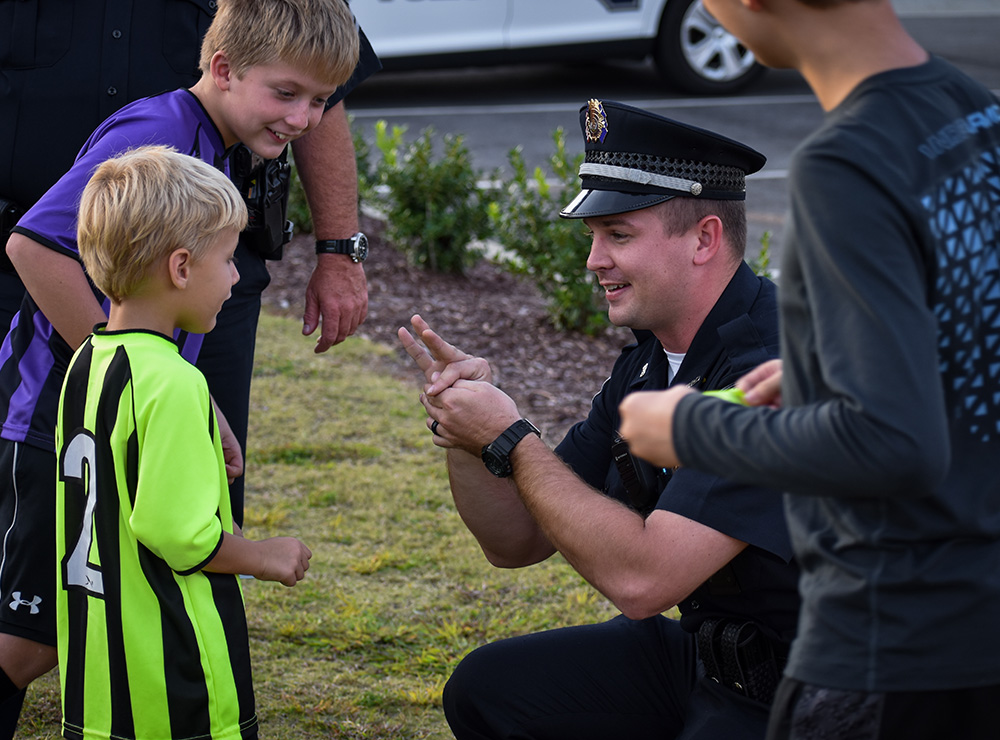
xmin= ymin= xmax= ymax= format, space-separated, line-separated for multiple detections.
xmin=315 ymin=231 xmax=368 ymax=263
xmin=481 ymin=419 xmax=541 ymax=478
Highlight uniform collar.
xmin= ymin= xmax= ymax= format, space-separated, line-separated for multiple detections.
xmin=682 ymin=262 xmax=762 ymax=378
xmin=626 ymin=337 xmax=671 ymax=393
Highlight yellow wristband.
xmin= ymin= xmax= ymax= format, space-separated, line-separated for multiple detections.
xmin=703 ymin=387 xmax=747 ymax=405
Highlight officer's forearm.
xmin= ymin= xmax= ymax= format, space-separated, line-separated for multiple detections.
xmin=290 ymin=102 xmax=359 ymax=240
xmin=446 ymin=447 xmax=554 ymax=568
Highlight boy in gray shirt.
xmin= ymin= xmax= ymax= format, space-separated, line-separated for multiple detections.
xmin=619 ymin=1 xmax=1000 ymax=737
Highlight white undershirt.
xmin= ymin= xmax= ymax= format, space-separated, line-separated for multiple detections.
xmin=665 ymin=350 xmax=686 ymax=384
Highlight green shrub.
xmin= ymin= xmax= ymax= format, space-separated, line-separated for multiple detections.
xmin=489 ymin=128 xmax=607 ymax=335
xmin=373 ymin=120 xmax=490 ymax=274
xmin=285 ymin=118 xmax=374 ymax=235
xmin=749 ymin=230 xmax=774 ymax=279
xmin=350 ymin=115 xmax=378 ymax=209
xmin=285 ymin=150 xmax=313 ymax=236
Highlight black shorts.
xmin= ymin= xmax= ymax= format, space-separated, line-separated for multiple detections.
xmin=767 ymin=677 xmax=1000 ymax=740
xmin=0 ymin=439 xmax=56 ymax=646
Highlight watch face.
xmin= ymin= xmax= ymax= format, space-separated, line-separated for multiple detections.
xmin=354 ymin=232 xmax=369 ymax=262
xmin=482 ymin=446 xmax=512 ymax=477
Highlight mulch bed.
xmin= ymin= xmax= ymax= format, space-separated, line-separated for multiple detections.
xmin=262 ymin=214 xmax=633 ymax=442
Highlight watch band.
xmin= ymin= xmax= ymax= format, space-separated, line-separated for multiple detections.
xmin=315 ymin=238 xmax=353 ymax=254
xmin=315 ymin=231 xmax=368 ymax=262
xmin=481 ymin=419 xmax=541 ymax=477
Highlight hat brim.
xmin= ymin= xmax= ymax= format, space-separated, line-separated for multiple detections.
xmin=559 ymin=189 xmax=675 ymax=219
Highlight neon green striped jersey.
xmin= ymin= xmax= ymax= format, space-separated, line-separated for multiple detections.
xmin=56 ymin=328 xmax=257 ymax=740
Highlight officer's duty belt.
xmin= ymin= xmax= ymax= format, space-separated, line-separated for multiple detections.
xmin=696 ymin=617 xmax=789 ymax=705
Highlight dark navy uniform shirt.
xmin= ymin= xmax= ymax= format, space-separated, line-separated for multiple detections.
xmin=556 ymin=262 xmax=800 ymax=643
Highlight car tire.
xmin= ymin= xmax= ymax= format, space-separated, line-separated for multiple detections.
xmin=654 ymin=0 xmax=764 ymax=95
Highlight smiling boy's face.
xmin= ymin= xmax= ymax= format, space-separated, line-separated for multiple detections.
xmin=211 ymin=54 xmax=339 ymax=158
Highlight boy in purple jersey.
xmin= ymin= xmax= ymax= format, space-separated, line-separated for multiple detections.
xmin=0 ymin=0 xmax=357 ymax=716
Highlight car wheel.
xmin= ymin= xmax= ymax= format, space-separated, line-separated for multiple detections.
xmin=654 ymin=0 xmax=764 ymax=95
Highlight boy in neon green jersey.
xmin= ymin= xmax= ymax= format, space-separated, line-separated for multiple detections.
xmin=56 ymin=146 xmax=312 ymax=740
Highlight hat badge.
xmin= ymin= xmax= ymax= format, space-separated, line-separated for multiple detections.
xmin=585 ymin=99 xmax=609 ymax=143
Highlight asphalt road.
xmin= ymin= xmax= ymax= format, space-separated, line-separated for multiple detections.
xmin=346 ymin=11 xmax=1000 ymax=257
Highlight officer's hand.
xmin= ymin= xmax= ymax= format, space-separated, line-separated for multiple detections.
xmin=398 ymin=314 xmax=494 ymax=392
xmin=302 ymin=254 xmax=368 ymax=353
xmin=421 ymin=380 xmax=520 ymax=454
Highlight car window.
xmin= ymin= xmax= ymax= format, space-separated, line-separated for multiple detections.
xmin=353 ymin=0 xmax=510 ymax=57
xmin=508 ymin=0 xmax=662 ymax=48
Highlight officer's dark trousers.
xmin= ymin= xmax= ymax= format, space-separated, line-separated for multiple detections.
xmin=197 ymin=242 xmax=270 ymax=528
xmin=443 ymin=614 xmax=772 ymax=740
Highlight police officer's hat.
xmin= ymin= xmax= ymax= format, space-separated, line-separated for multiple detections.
xmin=560 ymin=100 xmax=766 ymax=219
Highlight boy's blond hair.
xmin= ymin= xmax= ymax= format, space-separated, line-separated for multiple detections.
xmin=78 ymin=146 xmax=248 ymax=303
xmin=199 ymin=0 xmax=360 ymax=88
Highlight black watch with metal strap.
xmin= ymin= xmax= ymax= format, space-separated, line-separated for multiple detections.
xmin=315 ymin=231 xmax=369 ymax=262
xmin=481 ymin=419 xmax=541 ymax=478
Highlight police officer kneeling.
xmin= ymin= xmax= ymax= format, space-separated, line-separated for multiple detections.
xmin=398 ymin=100 xmax=799 ymax=739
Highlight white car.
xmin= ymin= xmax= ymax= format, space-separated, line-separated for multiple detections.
xmin=351 ymin=0 xmax=763 ymax=95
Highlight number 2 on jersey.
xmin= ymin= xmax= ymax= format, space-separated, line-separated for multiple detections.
xmin=60 ymin=430 xmax=105 ymax=597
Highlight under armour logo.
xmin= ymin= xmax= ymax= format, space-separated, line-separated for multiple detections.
xmin=9 ymin=592 xmax=42 ymax=615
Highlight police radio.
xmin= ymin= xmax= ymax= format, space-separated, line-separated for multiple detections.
xmin=230 ymin=145 xmax=293 ymax=261
xmin=611 ymin=432 xmax=665 ymax=517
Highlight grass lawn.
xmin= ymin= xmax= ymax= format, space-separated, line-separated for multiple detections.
xmin=17 ymin=311 xmax=619 ymax=739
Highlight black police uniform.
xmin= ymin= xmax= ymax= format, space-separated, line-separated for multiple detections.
xmin=443 ymin=101 xmax=800 ymax=739
xmin=0 ymin=0 xmax=381 ymax=521
xmin=444 ymin=264 xmax=799 ymax=740
xmin=560 ymin=263 xmax=797 ymax=641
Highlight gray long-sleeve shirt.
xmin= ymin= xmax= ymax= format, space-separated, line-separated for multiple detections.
xmin=675 ymin=57 xmax=1000 ymax=692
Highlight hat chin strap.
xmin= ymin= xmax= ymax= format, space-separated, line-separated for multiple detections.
xmin=578 ymin=162 xmax=703 ymax=196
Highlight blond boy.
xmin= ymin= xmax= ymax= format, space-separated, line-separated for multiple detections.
xmin=57 ymin=145 xmax=311 ymax=740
